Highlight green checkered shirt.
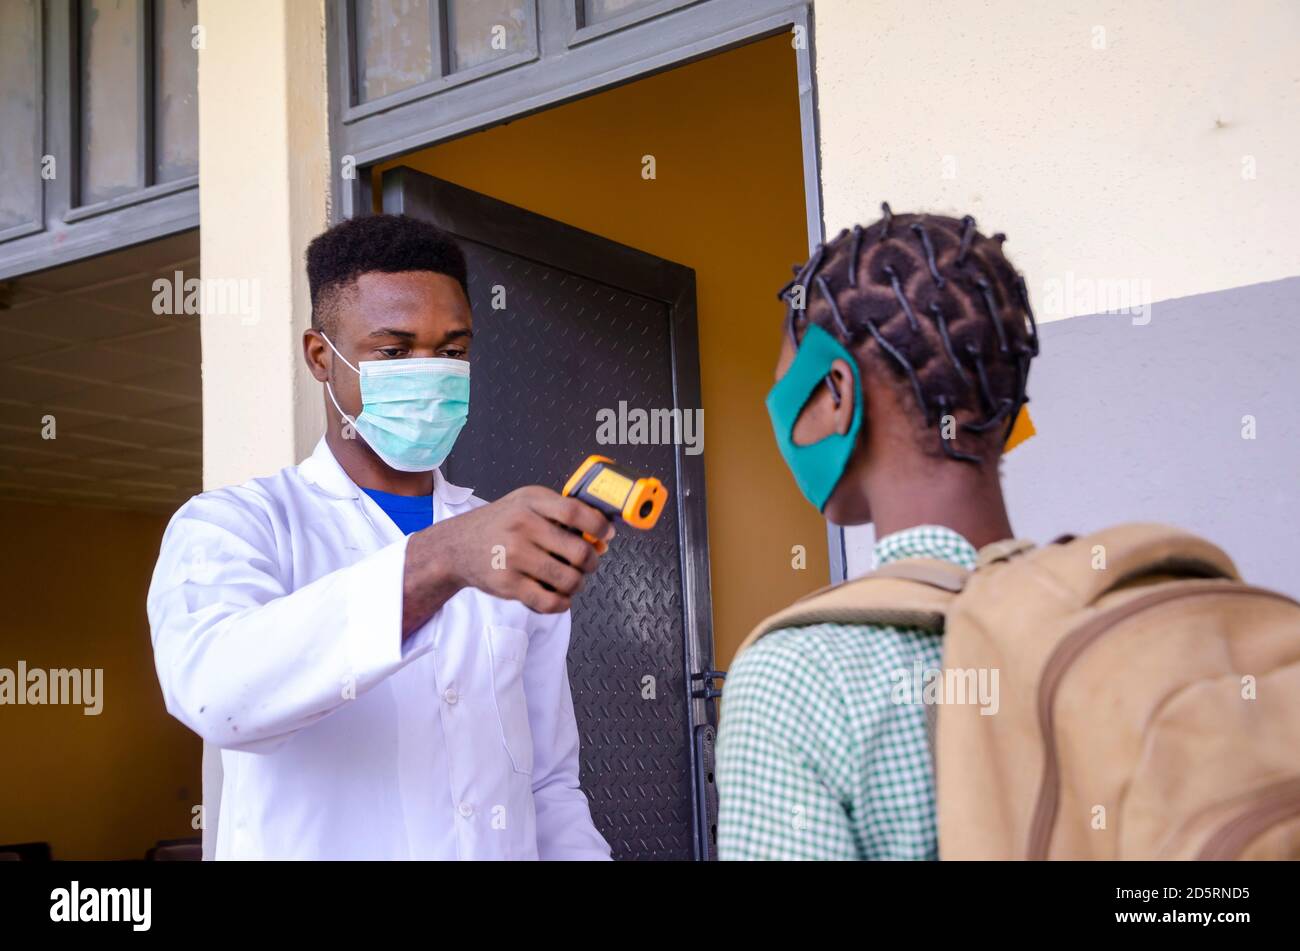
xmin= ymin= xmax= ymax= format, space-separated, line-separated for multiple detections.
xmin=716 ymin=525 xmax=977 ymax=861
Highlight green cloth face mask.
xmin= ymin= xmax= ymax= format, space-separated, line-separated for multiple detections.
xmin=765 ymin=323 xmax=863 ymax=513
xmin=321 ymin=333 xmax=470 ymax=473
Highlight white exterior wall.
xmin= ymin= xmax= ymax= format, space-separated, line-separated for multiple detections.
xmin=196 ymin=0 xmax=330 ymax=858
xmin=814 ymin=0 xmax=1300 ymax=322
xmin=811 ymin=0 xmax=1300 ymax=577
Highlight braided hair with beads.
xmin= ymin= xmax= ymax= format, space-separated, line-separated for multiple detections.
xmin=778 ymin=203 xmax=1039 ymax=464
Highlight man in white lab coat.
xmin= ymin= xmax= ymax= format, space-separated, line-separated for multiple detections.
xmin=147 ymin=214 xmax=614 ymax=860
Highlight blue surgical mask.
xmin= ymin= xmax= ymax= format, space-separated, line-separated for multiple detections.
xmin=321 ymin=333 xmax=470 ymax=473
xmin=765 ymin=323 xmax=863 ymax=512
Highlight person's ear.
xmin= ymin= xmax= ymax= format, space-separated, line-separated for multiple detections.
xmin=826 ymin=357 xmax=858 ymax=437
xmin=303 ymin=329 xmax=331 ymax=383
xmin=791 ymin=357 xmax=859 ymax=446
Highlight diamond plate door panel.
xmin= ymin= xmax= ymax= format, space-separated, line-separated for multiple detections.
xmin=383 ymin=166 xmax=714 ymax=861
xmin=444 ymin=244 xmax=696 ymax=860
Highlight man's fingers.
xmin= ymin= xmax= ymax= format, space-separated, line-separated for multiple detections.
xmin=516 ymin=544 xmax=586 ymax=596
xmin=534 ymin=519 xmax=601 ymax=575
xmin=529 ymin=491 xmax=614 ymax=543
xmin=516 ymin=580 xmax=570 ymax=615
xmin=475 ymin=488 xmax=614 ymax=613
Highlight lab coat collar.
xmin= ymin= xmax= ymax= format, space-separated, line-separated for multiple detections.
xmin=298 ymin=436 xmax=474 ymax=506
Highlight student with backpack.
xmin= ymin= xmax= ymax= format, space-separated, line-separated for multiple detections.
xmin=715 ymin=205 xmax=1300 ymax=861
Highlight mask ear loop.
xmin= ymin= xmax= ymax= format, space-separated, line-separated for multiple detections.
xmin=324 ymin=380 xmax=357 ymax=429
xmin=319 ymin=331 xmax=361 ymax=374
xmin=824 ymin=373 xmax=842 ymax=408
xmin=319 ymin=332 xmax=360 ymax=429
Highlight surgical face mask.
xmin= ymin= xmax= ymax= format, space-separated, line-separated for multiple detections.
xmin=765 ymin=322 xmax=863 ymax=513
xmin=320 ymin=333 xmax=470 ymax=473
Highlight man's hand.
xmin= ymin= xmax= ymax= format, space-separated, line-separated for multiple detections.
xmin=401 ymin=486 xmax=615 ymax=634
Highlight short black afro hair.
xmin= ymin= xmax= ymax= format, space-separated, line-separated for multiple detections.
xmin=306 ymin=213 xmax=469 ymax=336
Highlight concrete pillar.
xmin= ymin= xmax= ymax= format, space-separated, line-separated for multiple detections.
xmin=196 ymin=0 xmax=329 ymax=858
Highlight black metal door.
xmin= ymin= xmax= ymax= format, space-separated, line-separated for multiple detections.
xmin=382 ymin=167 xmax=717 ymax=860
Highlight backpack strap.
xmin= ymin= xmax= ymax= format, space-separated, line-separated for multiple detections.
xmin=991 ymin=523 xmax=1239 ymax=609
xmin=735 ymin=557 xmax=969 ymax=660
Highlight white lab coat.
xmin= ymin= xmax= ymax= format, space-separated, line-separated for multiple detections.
xmin=146 ymin=436 xmax=611 ymax=860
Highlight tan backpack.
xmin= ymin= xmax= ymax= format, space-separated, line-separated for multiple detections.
xmin=737 ymin=523 xmax=1300 ymax=859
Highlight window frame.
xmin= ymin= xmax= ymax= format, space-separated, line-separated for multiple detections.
xmin=329 ymin=0 xmax=823 ymax=225
xmin=0 ymin=0 xmax=199 ymax=282
xmin=341 ymin=0 xmax=542 ymax=122
xmin=568 ymin=0 xmax=704 ymax=47
xmin=0 ymin=0 xmax=46 ymax=244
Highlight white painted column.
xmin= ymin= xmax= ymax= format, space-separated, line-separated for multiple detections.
xmin=196 ymin=0 xmax=330 ymax=858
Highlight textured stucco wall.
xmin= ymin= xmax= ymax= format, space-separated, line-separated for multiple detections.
xmin=818 ymin=0 xmax=1300 ymax=578
xmin=813 ymin=0 xmax=1300 ymax=319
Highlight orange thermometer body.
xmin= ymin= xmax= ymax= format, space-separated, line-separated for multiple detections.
xmin=562 ymin=455 xmax=667 ymax=551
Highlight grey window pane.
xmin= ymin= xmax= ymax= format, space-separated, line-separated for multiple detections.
xmin=0 ymin=0 xmax=41 ymax=230
xmin=79 ymin=0 xmax=146 ymax=205
xmin=583 ymin=0 xmax=656 ymax=23
xmin=446 ymin=0 xmax=527 ymax=73
xmin=355 ymin=0 xmax=435 ymax=102
xmin=154 ymin=0 xmax=198 ymax=183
